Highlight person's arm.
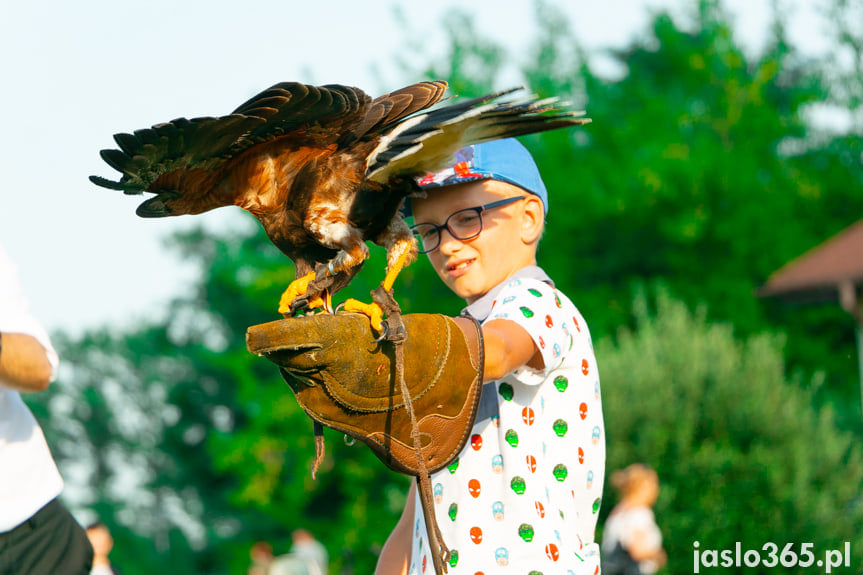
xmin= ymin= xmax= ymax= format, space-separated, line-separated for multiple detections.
xmin=627 ymin=528 xmax=667 ymax=566
xmin=375 ymin=482 xmax=416 ymax=575
xmin=454 ymin=317 xmax=542 ymax=382
xmin=0 ymin=331 xmax=54 ymax=392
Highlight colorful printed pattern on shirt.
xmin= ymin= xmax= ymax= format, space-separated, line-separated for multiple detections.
xmin=409 ymin=278 xmax=605 ymax=574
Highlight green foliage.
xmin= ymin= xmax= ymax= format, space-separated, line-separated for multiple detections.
xmin=824 ymin=0 xmax=863 ymax=127
xmin=430 ymin=0 xmax=863 ymax=424
xmin=27 ymin=1 xmax=863 ymax=573
xmin=588 ymin=7 xmax=861 ymax=421
xmin=597 ymin=287 xmax=863 ymax=573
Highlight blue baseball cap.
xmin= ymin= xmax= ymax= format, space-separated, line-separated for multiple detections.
xmin=409 ymin=138 xmax=548 ymax=216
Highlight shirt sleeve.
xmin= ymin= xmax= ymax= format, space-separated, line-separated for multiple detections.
xmin=0 ymin=245 xmax=59 ymax=381
xmin=485 ymin=278 xmax=573 ymax=386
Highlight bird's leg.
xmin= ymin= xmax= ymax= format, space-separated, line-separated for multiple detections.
xmin=279 ymin=264 xmax=337 ymax=316
xmin=383 ymin=244 xmax=413 ymax=292
xmin=343 ymin=244 xmax=411 ymax=326
xmin=303 ymin=264 xmax=337 ymax=313
xmin=280 ymin=217 xmax=370 ymax=316
xmin=343 ymin=221 xmax=416 ymax=339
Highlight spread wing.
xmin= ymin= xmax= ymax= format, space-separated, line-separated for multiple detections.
xmin=88 ymin=79 xmax=590 ymax=313
xmin=364 ymin=87 xmax=590 ymax=184
xmin=89 ymin=83 xmax=374 ymax=217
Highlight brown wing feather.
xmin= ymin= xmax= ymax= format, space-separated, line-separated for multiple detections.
xmin=90 ymin=82 xmax=372 ymax=218
xmin=342 ymin=81 xmax=448 ymax=145
xmin=238 ymin=83 xmax=369 ymax=144
xmin=375 ymin=81 xmax=449 ymax=126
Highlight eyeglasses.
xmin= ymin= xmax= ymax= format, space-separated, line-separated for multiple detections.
xmin=410 ymin=196 xmax=526 ymax=254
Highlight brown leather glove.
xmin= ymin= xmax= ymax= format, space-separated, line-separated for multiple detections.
xmin=246 ymin=312 xmax=484 ymax=475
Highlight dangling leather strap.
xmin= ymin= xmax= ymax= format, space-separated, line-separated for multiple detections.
xmin=395 ymin=339 xmax=449 ymax=574
xmin=407 ymin=313 xmax=483 ymax=574
xmin=375 ymin=279 xmax=449 ymax=574
xmin=382 ymin=297 xmax=483 ymax=574
xmin=311 ymin=421 xmax=325 ymax=479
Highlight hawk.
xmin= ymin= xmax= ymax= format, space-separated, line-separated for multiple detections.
xmin=90 ymin=80 xmax=589 ymax=332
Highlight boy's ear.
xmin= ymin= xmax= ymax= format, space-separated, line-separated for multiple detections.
xmin=520 ymin=195 xmax=545 ymax=244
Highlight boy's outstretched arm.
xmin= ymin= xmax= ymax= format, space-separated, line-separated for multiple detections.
xmin=375 ymin=482 xmax=416 ymax=575
xmin=455 ymin=317 xmax=542 ymax=382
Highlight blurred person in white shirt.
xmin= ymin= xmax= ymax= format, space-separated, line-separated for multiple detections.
xmin=0 ymin=242 xmax=93 ymax=574
xmin=601 ymin=463 xmax=666 ymax=575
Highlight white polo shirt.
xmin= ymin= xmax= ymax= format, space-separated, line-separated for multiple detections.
xmin=0 ymin=243 xmax=63 ymax=532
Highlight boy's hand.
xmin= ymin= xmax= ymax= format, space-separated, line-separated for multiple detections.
xmin=245 ymin=311 xmax=484 ymax=474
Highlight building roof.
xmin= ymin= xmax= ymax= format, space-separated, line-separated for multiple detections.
xmin=758 ymin=219 xmax=863 ymax=302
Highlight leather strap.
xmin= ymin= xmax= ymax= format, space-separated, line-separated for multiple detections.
xmin=413 ymin=312 xmax=484 ymax=574
xmin=372 ymin=283 xmax=450 ymax=574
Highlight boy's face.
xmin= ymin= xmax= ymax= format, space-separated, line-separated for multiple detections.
xmin=411 ymin=179 xmax=543 ymax=303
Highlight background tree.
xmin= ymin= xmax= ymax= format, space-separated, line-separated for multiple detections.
xmin=597 ymin=288 xmax=863 ymax=574
xmin=23 ymin=0 xmax=863 ymax=572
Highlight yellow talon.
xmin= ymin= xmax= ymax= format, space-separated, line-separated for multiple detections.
xmin=278 ymin=272 xmax=316 ymax=315
xmin=322 ymin=289 xmax=334 ymax=313
xmin=341 ymin=245 xmax=411 ymax=333
xmin=344 ymin=298 xmax=384 ymax=333
xmin=307 ymin=295 xmax=325 ymax=310
xmin=306 ymin=289 xmax=333 ymax=313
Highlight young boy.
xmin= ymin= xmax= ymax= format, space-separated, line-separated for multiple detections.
xmin=376 ymin=138 xmax=606 ymax=574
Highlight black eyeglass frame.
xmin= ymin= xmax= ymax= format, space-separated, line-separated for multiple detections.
xmin=410 ymin=196 xmax=527 ymax=254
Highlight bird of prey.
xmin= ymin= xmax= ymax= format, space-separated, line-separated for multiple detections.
xmin=90 ymin=80 xmax=589 ymax=332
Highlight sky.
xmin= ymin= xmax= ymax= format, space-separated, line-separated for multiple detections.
xmin=0 ymin=0 xmax=834 ymax=336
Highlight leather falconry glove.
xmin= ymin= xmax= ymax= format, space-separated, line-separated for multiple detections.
xmin=246 ymin=311 xmax=484 ymax=476
xmin=246 ymin=311 xmax=484 ymax=575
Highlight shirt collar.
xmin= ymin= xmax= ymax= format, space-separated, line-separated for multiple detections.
xmin=462 ymin=265 xmax=555 ymax=321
